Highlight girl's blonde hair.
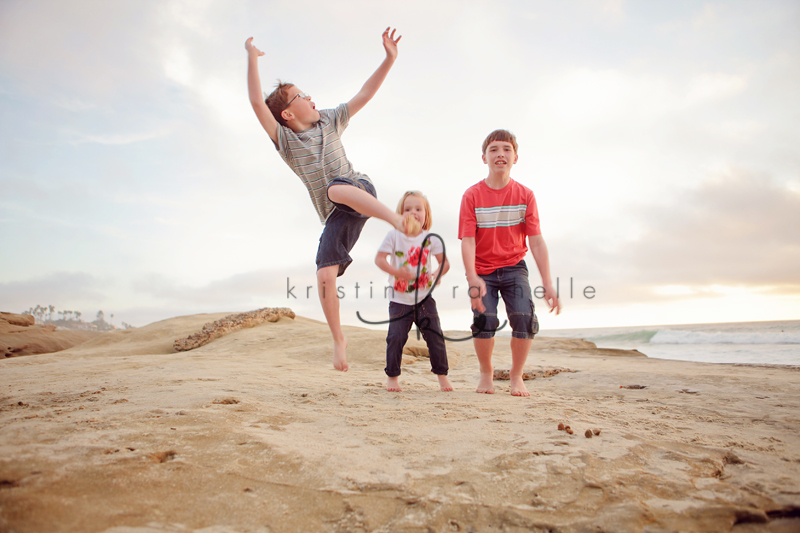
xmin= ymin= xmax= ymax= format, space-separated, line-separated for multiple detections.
xmin=395 ymin=191 xmax=433 ymax=231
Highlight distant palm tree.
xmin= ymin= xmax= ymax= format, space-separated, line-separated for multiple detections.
xmin=48 ymin=305 xmax=55 ymax=321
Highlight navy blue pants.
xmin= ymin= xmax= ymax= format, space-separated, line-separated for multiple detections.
xmin=386 ymin=297 xmax=449 ymax=377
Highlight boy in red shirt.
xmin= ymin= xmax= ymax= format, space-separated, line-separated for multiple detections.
xmin=459 ymin=130 xmax=561 ymax=396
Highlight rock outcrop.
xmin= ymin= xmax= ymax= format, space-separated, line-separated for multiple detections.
xmin=1 ymin=312 xmax=99 ymax=358
xmin=173 ymin=307 xmax=295 ymax=351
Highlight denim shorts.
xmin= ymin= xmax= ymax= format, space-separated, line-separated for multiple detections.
xmin=315 ymin=176 xmax=377 ymax=277
xmin=471 ymin=260 xmax=539 ymax=340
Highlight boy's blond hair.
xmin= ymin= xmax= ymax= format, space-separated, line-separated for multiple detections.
xmin=265 ymin=80 xmax=294 ymax=127
xmin=396 ymin=191 xmax=433 ymax=231
xmin=482 ymin=129 xmax=518 ymax=155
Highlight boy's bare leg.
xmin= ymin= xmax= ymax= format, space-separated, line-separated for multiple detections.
xmin=328 ymin=185 xmax=404 ymax=230
xmin=510 ymin=337 xmax=533 ymax=396
xmin=317 ymin=265 xmax=348 ymax=371
xmin=437 ymin=374 xmax=453 ymax=392
xmin=474 ymin=337 xmax=495 ymax=393
xmin=386 ymin=376 xmax=401 ymax=392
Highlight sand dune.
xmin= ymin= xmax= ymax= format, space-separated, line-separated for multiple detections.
xmin=1 ymin=312 xmax=799 ymax=532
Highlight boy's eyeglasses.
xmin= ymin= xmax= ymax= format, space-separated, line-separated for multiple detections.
xmin=284 ymin=92 xmax=310 ymax=109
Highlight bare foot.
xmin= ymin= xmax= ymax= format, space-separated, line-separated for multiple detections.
xmin=476 ymin=372 xmax=495 ymax=394
xmin=437 ymin=375 xmax=453 ymax=392
xmin=386 ymin=376 xmax=401 ymax=392
xmin=333 ymin=338 xmax=348 ymax=372
xmin=510 ymin=376 xmax=530 ymax=397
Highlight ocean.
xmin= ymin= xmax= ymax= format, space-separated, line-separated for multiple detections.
xmin=540 ymin=319 xmax=800 ymax=366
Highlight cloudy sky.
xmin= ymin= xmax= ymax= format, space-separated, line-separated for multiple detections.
xmin=1 ymin=0 xmax=798 ymax=332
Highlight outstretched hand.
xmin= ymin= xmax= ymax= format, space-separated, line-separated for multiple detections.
xmin=245 ymin=37 xmax=264 ymax=57
xmin=382 ymin=27 xmax=401 ymax=60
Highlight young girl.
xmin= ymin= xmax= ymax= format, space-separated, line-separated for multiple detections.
xmin=375 ymin=191 xmax=452 ymax=392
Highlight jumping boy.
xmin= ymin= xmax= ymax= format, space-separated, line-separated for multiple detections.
xmin=246 ymin=28 xmax=417 ymax=372
xmin=458 ymin=129 xmax=561 ymax=396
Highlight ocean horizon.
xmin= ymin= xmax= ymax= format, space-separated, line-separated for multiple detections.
xmin=538 ymin=319 xmax=800 ymax=366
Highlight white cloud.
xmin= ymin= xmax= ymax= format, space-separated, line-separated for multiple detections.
xmin=534 ymin=68 xmax=676 ymax=125
xmin=0 ymin=272 xmax=107 ymax=311
xmin=602 ymin=0 xmax=624 ymax=14
xmin=53 ymin=97 xmax=99 ymax=112
xmin=65 ymin=129 xmax=172 ymax=146
xmin=692 ymin=4 xmax=718 ymax=30
xmin=686 ymin=72 xmax=746 ymax=103
xmin=163 ymin=45 xmax=194 ymax=86
xmin=623 ymin=169 xmax=800 ymax=287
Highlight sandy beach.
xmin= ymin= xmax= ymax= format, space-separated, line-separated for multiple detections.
xmin=1 ymin=312 xmax=799 ymax=532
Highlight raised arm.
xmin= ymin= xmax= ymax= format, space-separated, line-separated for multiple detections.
xmin=245 ymin=37 xmax=279 ymax=144
xmin=528 ymin=234 xmax=561 ymax=315
xmin=347 ymin=28 xmax=401 ymax=117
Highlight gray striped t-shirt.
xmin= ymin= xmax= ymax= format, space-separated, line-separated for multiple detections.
xmin=275 ymin=103 xmax=371 ymax=224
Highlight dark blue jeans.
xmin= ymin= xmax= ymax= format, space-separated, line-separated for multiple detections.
xmin=471 ymin=260 xmax=539 ymax=340
xmin=386 ymin=297 xmax=448 ymax=377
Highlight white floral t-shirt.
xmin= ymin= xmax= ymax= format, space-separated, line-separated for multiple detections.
xmin=378 ymin=230 xmax=444 ymax=305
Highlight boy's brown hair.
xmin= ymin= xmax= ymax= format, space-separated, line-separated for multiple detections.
xmin=482 ymin=129 xmax=518 ymax=155
xmin=265 ymin=80 xmax=294 ymax=127
xmin=395 ymin=191 xmax=433 ymax=231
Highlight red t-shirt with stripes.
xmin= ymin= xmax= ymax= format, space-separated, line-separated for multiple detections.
xmin=458 ymin=179 xmax=541 ymax=276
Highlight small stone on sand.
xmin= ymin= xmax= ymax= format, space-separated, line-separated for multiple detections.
xmin=212 ymin=398 xmax=240 ymax=405
xmin=150 ymin=450 xmax=176 ymax=463
xmin=593 ymin=428 xmax=601 ymax=436
xmin=558 ymin=422 xmax=565 ymax=431
xmin=585 ymin=429 xmax=593 ymax=438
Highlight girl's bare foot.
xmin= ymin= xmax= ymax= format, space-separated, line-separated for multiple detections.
xmin=437 ymin=375 xmax=453 ymax=392
xmin=386 ymin=376 xmax=401 ymax=392
xmin=510 ymin=376 xmax=530 ymax=396
xmin=476 ymin=372 xmax=495 ymax=394
xmin=333 ymin=338 xmax=348 ymax=372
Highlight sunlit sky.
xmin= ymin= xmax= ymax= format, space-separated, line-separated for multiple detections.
xmin=1 ymin=0 xmax=799 ymax=331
